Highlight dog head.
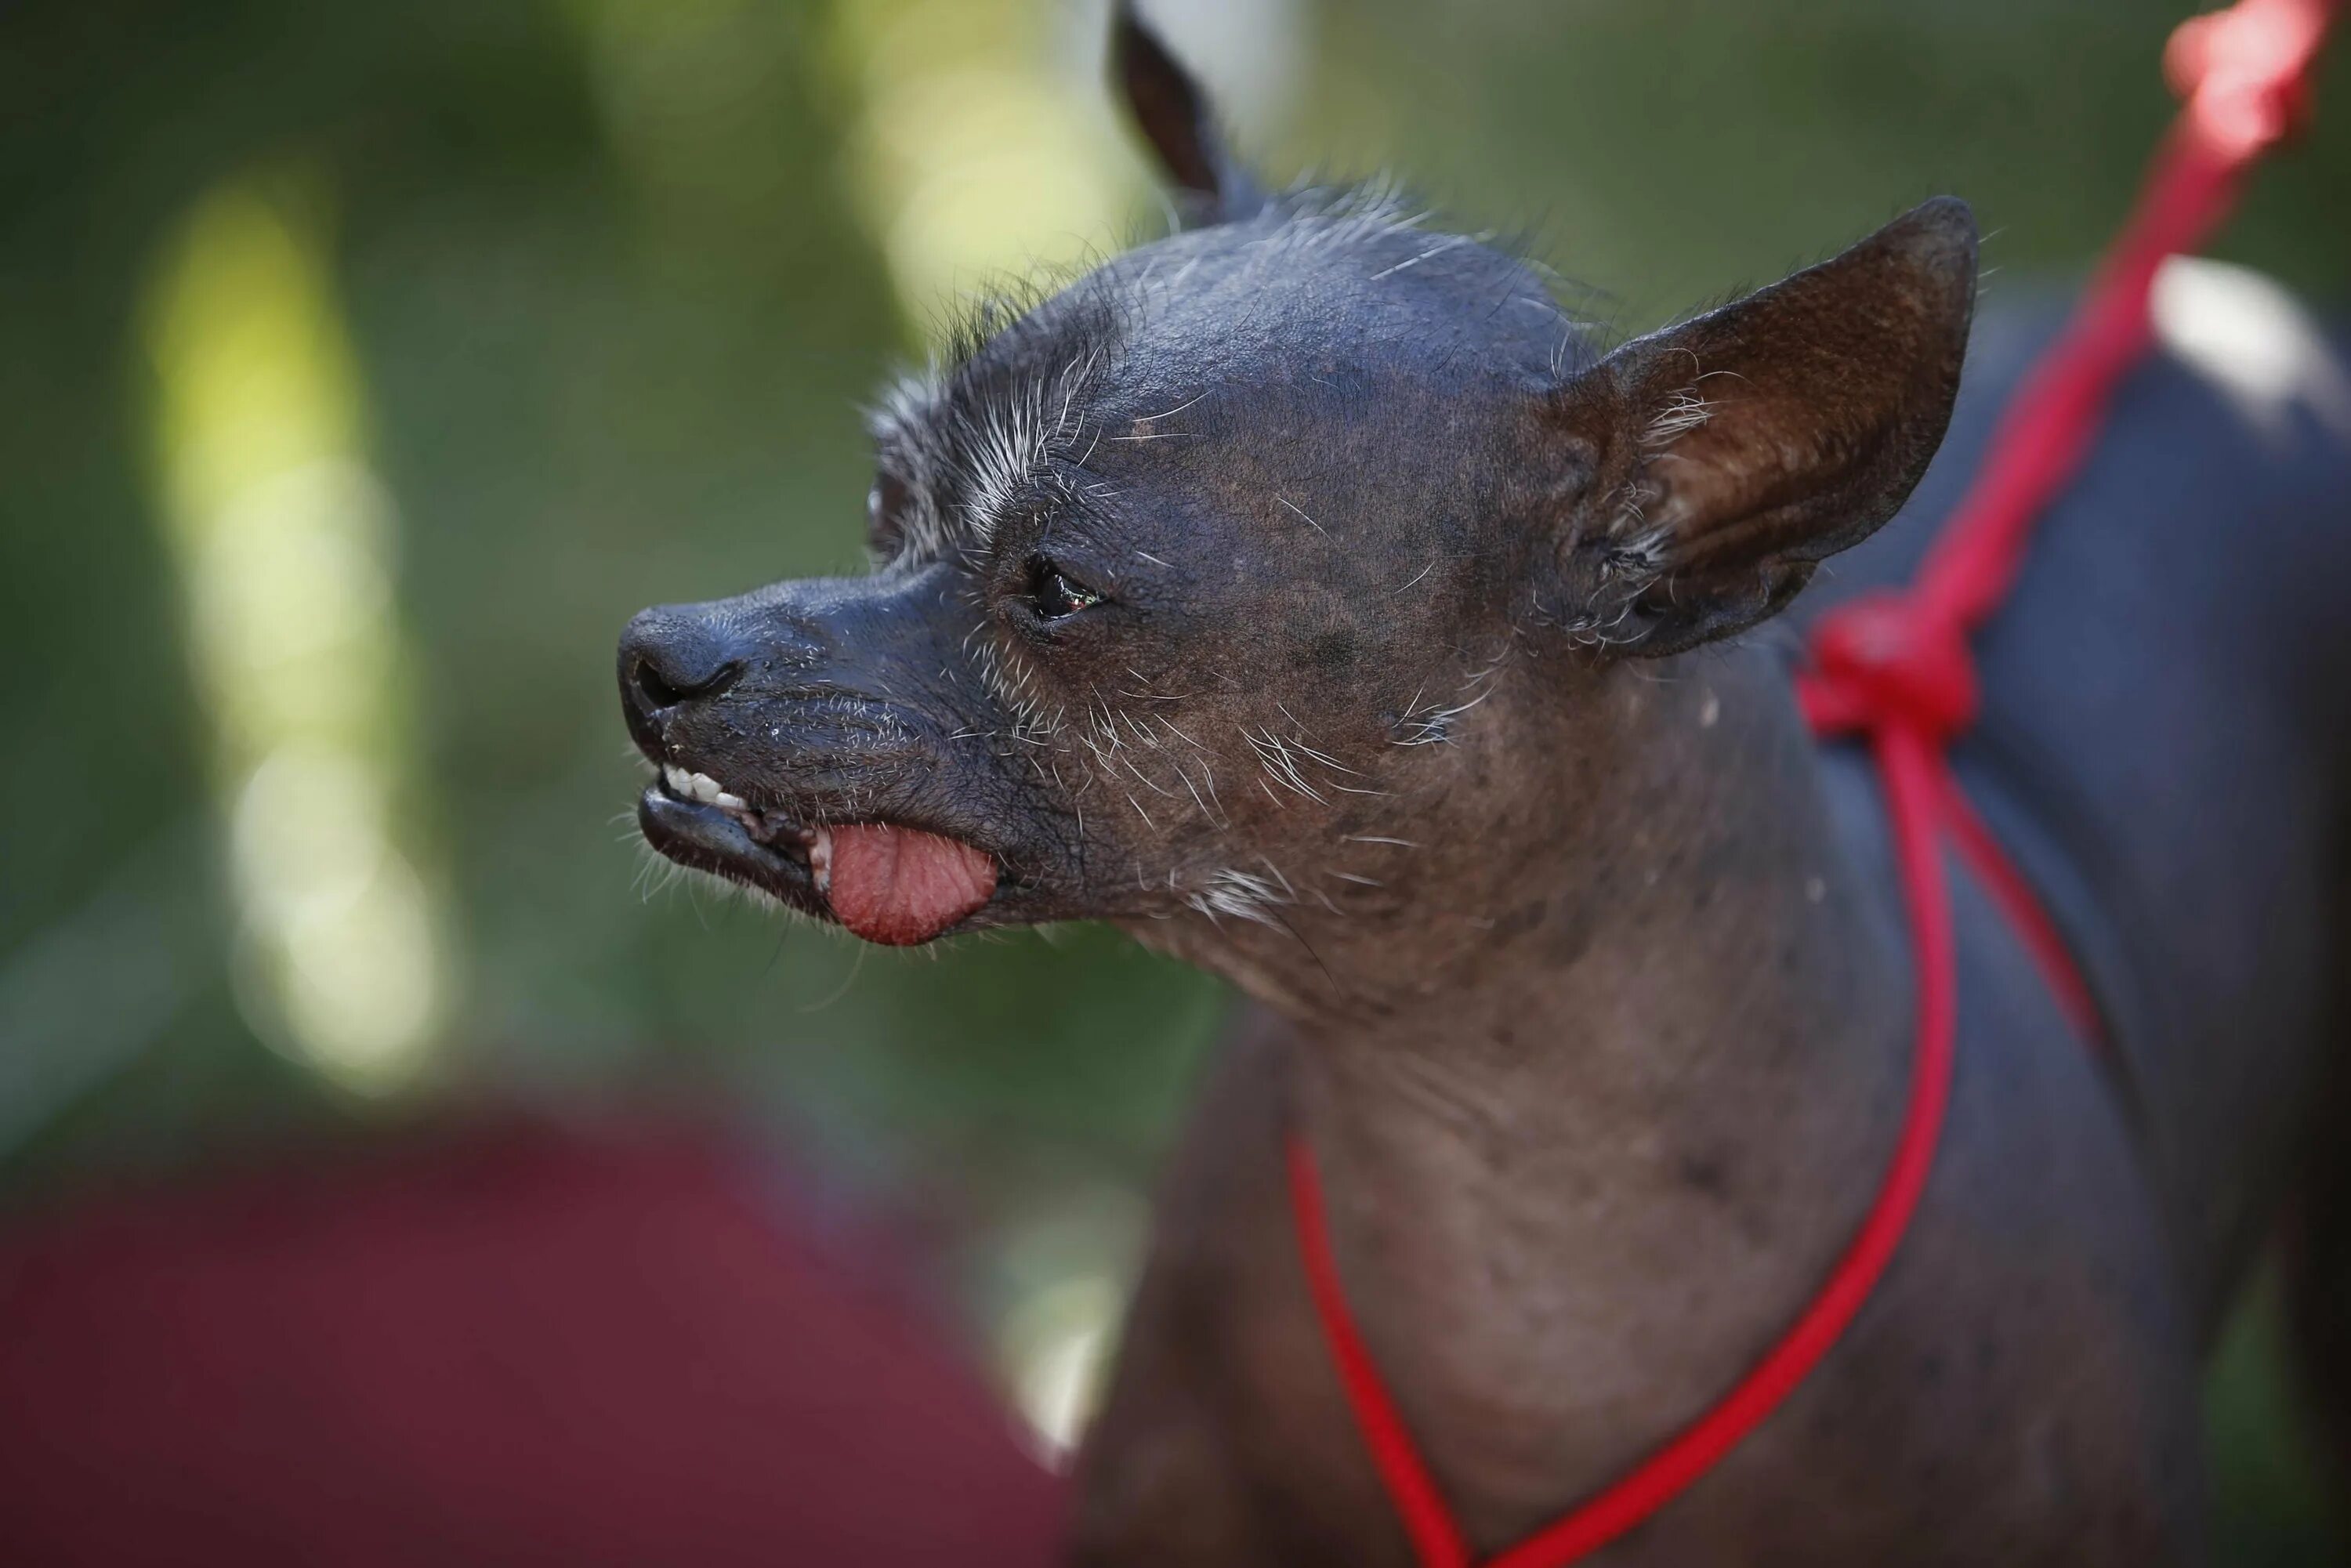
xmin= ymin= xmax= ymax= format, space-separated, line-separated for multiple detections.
xmin=620 ymin=4 xmax=1976 ymax=1005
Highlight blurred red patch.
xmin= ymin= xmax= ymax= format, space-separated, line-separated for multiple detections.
xmin=0 ymin=1123 xmax=1061 ymax=1566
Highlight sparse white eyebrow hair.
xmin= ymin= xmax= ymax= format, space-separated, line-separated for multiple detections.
xmin=864 ymin=347 xmax=1108 ymax=570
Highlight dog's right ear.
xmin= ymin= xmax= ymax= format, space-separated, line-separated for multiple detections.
xmin=1111 ymin=0 xmax=1260 ymax=224
xmin=1538 ymin=198 xmax=1978 ymax=657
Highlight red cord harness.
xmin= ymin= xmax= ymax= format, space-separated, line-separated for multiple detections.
xmin=1285 ymin=3 xmax=2342 ymax=1562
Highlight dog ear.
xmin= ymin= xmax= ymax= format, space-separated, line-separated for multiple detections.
xmin=1545 ymin=197 xmax=1978 ymax=657
xmin=1110 ymin=0 xmax=1260 ymax=224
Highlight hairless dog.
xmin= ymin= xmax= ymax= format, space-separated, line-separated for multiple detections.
xmin=619 ymin=9 xmax=2351 ymax=1562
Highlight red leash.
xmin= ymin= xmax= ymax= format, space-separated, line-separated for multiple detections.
xmin=1288 ymin=3 xmax=2340 ymax=1562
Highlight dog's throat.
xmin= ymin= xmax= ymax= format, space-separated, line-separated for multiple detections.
xmin=819 ymin=824 xmax=995 ymax=945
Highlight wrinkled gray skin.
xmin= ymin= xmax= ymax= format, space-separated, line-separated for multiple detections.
xmin=619 ymin=10 xmax=2351 ymax=1564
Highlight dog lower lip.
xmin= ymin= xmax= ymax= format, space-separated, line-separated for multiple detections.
xmin=638 ymin=785 xmax=813 ymax=894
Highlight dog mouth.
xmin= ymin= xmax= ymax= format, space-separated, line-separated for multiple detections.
xmin=637 ymin=764 xmax=1000 ymax=946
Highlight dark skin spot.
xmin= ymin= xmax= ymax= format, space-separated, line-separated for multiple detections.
xmin=1676 ymin=1152 xmax=1731 ymax=1198
xmin=1545 ymin=896 xmax=1600 ymax=968
xmin=1297 ymin=628 xmax=1356 ymax=672
xmin=1496 ymin=899 xmax=1547 ymax=940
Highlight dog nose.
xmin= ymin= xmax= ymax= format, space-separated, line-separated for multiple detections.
xmin=619 ymin=607 xmax=747 ymax=735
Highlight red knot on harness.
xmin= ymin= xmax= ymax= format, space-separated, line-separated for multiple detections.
xmin=1802 ymin=592 xmax=1978 ymax=743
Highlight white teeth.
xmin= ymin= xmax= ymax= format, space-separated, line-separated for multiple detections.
xmin=809 ymin=826 xmax=832 ymax=894
xmin=664 ymin=764 xmax=748 ymax=813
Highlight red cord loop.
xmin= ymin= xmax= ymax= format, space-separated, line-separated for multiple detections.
xmin=2168 ymin=0 xmax=2332 ymax=154
xmin=1288 ymin=5 xmax=2336 ymax=1564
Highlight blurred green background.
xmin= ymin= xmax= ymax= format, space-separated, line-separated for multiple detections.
xmin=2 ymin=0 xmax=2345 ymax=1556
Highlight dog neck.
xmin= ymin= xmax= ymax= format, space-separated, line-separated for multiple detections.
xmin=1192 ymin=643 xmax=1916 ymax=1543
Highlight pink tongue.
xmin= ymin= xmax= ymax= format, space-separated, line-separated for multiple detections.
xmin=824 ymin=824 xmax=998 ymax=946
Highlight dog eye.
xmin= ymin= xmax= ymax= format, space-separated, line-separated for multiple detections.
xmin=1026 ymin=557 xmax=1103 ymax=620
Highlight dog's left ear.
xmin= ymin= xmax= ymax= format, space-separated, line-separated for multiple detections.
xmin=1545 ymin=197 xmax=1979 ymax=657
xmin=1110 ymin=0 xmax=1260 ymax=224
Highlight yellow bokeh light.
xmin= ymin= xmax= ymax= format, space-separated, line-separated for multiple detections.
xmin=144 ymin=176 xmax=447 ymax=1096
xmin=833 ymin=0 xmax=1140 ymax=331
